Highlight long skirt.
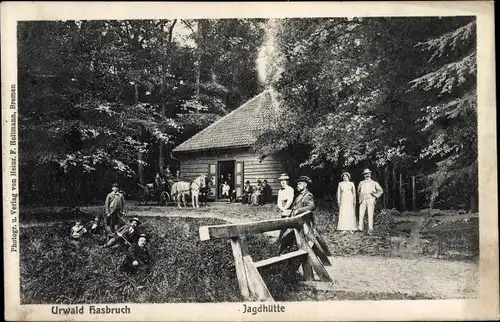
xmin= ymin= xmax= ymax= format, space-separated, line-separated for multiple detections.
xmin=337 ymin=194 xmax=357 ymax=230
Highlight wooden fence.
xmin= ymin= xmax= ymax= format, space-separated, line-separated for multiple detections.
xmin=199 ymin=211 xmax=334 ymax=301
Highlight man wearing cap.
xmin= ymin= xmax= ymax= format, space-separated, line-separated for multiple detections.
xmin=103 ymin=217 xmax=141 ymax=248
xmin=121 ymin=233 xmax=152 ymax=283
xmin=278 ymin=175 xmax=316 ymax=254
xmin=104 ymin=183 xmax=126 ymax=233
xmin=358 ymin=169 xmax=383 ymax=234
xmin=277 ymin=174 xmax=294 ymax=215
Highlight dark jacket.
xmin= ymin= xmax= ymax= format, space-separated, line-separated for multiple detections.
xmin=116 ymin=223 xmax=139 ymax=244
xmin=290 ymin=189 xmax=316 ymax=216
xmin=121 ymin=244 xmax=152 ymax=272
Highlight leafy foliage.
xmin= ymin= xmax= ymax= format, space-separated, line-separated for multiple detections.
xmin=253 ymin=17 xmax=477 ymax=210
xmin=18 ymin=19 xmax=265 ymax=204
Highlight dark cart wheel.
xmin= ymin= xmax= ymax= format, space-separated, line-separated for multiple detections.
xmin=160 ymin=191 xmax=170 ymax=206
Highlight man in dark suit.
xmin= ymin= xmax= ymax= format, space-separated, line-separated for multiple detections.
xmin=278 ymin=175 xmax=316 ymax=254
xmin=103 ymin=217 xmax=141 ymax=248
xmin=121 ymin=234 xmax=152 ymax=284
xmin=261 ymin=180 xmax=273 ymax=204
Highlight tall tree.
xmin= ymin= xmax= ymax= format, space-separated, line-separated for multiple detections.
xmin=408 ymin=19 xmax=477 ymax=211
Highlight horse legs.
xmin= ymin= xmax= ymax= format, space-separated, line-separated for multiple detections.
xmin=176 ymin=194 xmax=182 ymax=209
xmin=192 ymin=194 xmax=200 ymax=208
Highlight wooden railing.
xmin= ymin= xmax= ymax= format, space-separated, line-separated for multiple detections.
xmin=199 ymin=211 xmax=333 ymax=302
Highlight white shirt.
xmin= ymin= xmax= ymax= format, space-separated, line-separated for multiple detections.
xmin=277 ymin=185 xmax=294 ymax=210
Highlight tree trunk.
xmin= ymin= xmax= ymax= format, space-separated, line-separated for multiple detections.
xmin=392 ymin=165 xmax=397 ymax=209
xmin=158 ymin=20 xmax=177 ymax=176
xmin=194 ymin=20 xmax=203 ymax=101
xmin=158 ymin=104 xmax=166 ymax=175
xmin=384 ymin=165 xmax=389 ymax=208
xmin=411 ymin=175 xmax=417 ymax=210
xmin=134 ymin=82 xmax=145 ymax=186
xmin=399 ymin=172 xmax=406 ymax=211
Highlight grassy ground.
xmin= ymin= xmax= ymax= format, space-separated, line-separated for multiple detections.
xmin=19 ymin=202 xmax=479 ymax=303
xmin=21 ymin=216 xmax=293 ymax=304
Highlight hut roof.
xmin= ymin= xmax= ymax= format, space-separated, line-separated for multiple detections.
xmin=173 ymin=89 xmax=277 ymax=153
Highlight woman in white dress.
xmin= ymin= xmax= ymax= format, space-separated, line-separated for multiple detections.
xmin=336 ymin=172 xmax=357 ymax=232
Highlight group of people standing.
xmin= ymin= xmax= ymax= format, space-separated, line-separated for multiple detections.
xmin=336 ymin=168 xmax=383 ymax=234
xmin=275 ymin=168 xmax=383 ymax=235
xmin=70 ymin=183 xmax=152 ymax=283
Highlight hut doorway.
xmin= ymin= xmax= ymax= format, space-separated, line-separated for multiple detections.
xmin=218 ymin=160 xmax=235 ymax=199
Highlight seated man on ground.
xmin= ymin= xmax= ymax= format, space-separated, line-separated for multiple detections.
xmin=121 ymin=234 xmax=152 ymax=283
xmin=70 ymin=221 xmax=88 ymax=240
xmin=103 ymin=217 xmax=141 ymax=248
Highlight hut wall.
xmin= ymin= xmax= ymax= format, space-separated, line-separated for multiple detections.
xmin=177 ymin=148 xmax=284 ymax=196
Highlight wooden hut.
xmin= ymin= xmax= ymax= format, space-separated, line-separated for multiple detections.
xmin=172 ymin=89 xmax=285 ymax=200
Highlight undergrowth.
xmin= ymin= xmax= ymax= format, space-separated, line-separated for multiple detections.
xmin=20 ymin=216 xmax=293 ymax=304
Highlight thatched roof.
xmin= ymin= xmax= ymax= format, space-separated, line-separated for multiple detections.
xmin=173 ymin=89 xmax=277 ymax=153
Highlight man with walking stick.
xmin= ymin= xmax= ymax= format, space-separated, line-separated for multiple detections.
xmin=102 ymin=217 xmax=141 ymax=248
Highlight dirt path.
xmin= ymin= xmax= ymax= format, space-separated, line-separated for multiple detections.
xmin=324 ymin=255 xmax=478 ymax=299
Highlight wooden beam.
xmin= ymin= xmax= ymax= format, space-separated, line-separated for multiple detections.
xmin=230 ymin=237 xmax=251 ymax=300
xmin=254 ymin=249 xmax=308 ymax=269
xmin=295 ymin=228 xmax=333 ymax=282
xmin=294 ymin=229 xmax=314 ymax=281
xmin=243 ymin=256 xmax=274 ymax=301
xmin=199 ymin=211 xmax=313 ymax=241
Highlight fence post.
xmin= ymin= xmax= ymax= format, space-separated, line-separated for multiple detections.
xmin=230 ymin=237 xmax=251 ymax=300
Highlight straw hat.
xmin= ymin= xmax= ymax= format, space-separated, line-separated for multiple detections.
xmin=278 ymin=173 xmax=290 ymax=180
xmin=363 ymin=169 xmax=372 ymax=175
xmin=341 ymin=172 xmax=351 ymax=179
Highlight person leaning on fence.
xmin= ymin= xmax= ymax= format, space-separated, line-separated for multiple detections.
xmin=357 ymin=168 xmax=383 ymax=234
xmin=104 ymin=183 xmax=126 ymax=233
xmin=103 ymin=217 xmax=141 ymax=248
xmin=278 ymin=176 xmax=316 ymax=254
xmin=277 ymin=173 xmax=294 ymax=215
xmin=121 ymin=234 xmax=152 ymax=284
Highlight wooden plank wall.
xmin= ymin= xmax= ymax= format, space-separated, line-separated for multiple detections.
xmin=177 ymin=148 xmax=284 ymax=195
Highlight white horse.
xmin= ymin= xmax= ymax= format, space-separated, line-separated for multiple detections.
xmin=171 ymin=174 xmax=206 ymax=208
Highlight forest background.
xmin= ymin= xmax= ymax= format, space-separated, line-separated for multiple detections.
xmin=18 ymin=17 xmax=477 ymax=211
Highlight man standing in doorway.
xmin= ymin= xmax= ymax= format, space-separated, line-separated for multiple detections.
xmin=104 ymin=183 xmax=126 ymax=233
xmin=358 ymin=169 xmax=383 ymax=234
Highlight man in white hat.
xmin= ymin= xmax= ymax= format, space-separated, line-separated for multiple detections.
xmin=358 ymin=169 xmax=383 ymax=234
xmin=277 ymin=173 xmax=294 ymax=216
